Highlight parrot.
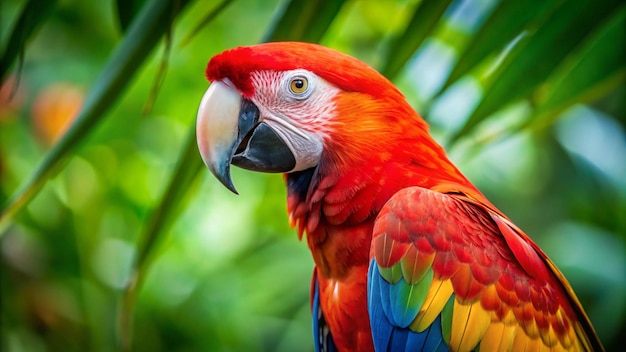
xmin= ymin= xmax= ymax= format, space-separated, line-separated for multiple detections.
xmin=195 ymin=42 xmax=603 ymax=352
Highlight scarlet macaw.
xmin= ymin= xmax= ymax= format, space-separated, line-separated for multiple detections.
xmin=196 ymin=42 xmax=603 ymax=352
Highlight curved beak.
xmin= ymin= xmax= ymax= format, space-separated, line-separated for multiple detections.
xmin=196 ymin=81 xmax=296 ymax=194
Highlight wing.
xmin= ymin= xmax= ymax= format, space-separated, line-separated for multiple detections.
xmin=312 ymin=269 xmax=338 ymax=352
xmin=367 ymin=186 xmax=603 ymax=352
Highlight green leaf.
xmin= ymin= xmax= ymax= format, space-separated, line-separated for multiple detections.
xmin=380 ymin=0 xmax=453 ymax=79
xmin=529 ymin=5 xmax=626 ymax=131
xmin=264 ymin=0 xmax=346 ymax=43
xmin=0 ymin=0 xmax=58 ymax=82
xmin=136 ymin=132 xmax=204 ymax=271
xmin=141 ymin=29 xmax=172 ymax=115
xmin=439 ymin=0 xmax=563 ymax=94
xmin=118 ymin=127 xmax=204 ymax=351
xmin=0 ymin=0 xmax=191 ymax=235
xmin=116 ymin=0 xmax=148 ymax=32
xmin=179 ymin=0 xmax=234 ymax=47
xmin=450 ymin=0 xmax=623 ymax=143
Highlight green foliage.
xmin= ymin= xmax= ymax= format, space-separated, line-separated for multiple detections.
xmin=1 ymin=0 xmax=191 ymax=233
xmin=380 ymin=0 xmax=453 ymax=79
xmin=1 ymin=0 xmax=624 ymax=351
xmin=0 ymin=0 xmax=58 ymax=82
xmin=450 ymin=0 xmax=624 ymax=143
xmin=116 ymin=0 xmax=148 ymax=32
xmin=264 ymin=0 xmax=346 ymax=43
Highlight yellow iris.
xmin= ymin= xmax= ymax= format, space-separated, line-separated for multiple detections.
xmin=290 ymin=77 xmax=308 ymax=94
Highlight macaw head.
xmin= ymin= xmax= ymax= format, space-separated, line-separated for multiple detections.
xmin=196 ymin=42 xmax=441 ymax=194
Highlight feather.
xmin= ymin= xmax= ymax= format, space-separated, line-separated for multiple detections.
xmin=448 ymin=299 xmax=491 ymax=351
xmin=409 ymin=278 xmax=454 ymax=332
xmin=312 ymin=276 xmax=337 ymax=352
xmin=368 ymin=260 xmax=449 ymax=351
xmin=388 ymin=267 xmax=432 ymax=327
xmin=478 ymin=322 xmax=516 ymax=352
xmin=400 ymin=245 xmax=435 ymax=284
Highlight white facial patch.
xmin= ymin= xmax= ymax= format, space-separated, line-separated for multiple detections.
xmin=249 ymin=69 xmax=340 ymax=172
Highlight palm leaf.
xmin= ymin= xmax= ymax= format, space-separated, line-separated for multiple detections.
xmin=380 ymin=0 xmax=453 ymax=79
xmin=264 ymin=0 xmax=346 ymax=43
xmin=0 ymin=0 xmax=58 ymax=82
xmin=179 ymin=0 xmax=235 ymax=47
xmin=116 ymin=0 xmax=148 ymax=32
xmin=437 ymin=0 xmax=563 ymax=95
xmin=449 ymin=0 xmax=623 ymax=143
xmin=0 ymin=0 xmax=190 ymax=234
xmin=528 ymin=5 xmax=626 ymax=131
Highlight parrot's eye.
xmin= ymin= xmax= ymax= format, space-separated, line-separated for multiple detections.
xmin=289 ymin=77 xmax=309 ymax=95
xmin=284 ymin=71 xmax=314 ymax=100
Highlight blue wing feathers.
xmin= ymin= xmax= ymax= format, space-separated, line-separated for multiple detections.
xmin=368 ymin=260 xmax=449 ymax=352
xmin=372 ymin=263 xmax=394 ymax=327
xmin=389 ymin=276 xmax=421 ymax=327
xmin=368 ymin=267 xmax=394 ymax=351
xmin=388 ymin=326 xmax=409 ymax=351
xmin=420 ymin=315 xmax=449 ymax=352
xmin=313 ymin=278 xmax=338 ymax=352
xmin=313 ymin=279 xmax=322 ymax=352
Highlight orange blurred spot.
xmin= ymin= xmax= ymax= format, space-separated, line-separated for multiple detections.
xmin=31 ymin=83 xmax=84 ymax=145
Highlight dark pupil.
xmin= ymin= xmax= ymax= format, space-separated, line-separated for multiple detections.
xmin=294 ymin=79 xmax=304 ymax=89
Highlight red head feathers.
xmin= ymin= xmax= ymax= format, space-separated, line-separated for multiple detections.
xmin=206 ymin=42 xmax=403 ymax=100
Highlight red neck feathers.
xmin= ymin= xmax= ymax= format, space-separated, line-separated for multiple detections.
xmin=286 ymin=86 xmax=480 ymax=278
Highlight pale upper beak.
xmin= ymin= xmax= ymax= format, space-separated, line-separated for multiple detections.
xmin=196 ymin=80 xmax=296 ymax=193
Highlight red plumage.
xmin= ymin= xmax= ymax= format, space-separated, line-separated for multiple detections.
xmin=200 ymin=42 xmax=603 ymax=351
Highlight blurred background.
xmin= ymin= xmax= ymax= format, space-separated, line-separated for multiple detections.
xmin=1 ymin=0 xmax=624 ymax=351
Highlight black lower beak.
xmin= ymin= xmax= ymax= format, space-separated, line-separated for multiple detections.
xmin=197 ymin=81 xmax=295 ymax=194
xmin=233 ymin=119 xmax=297 ymax=173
